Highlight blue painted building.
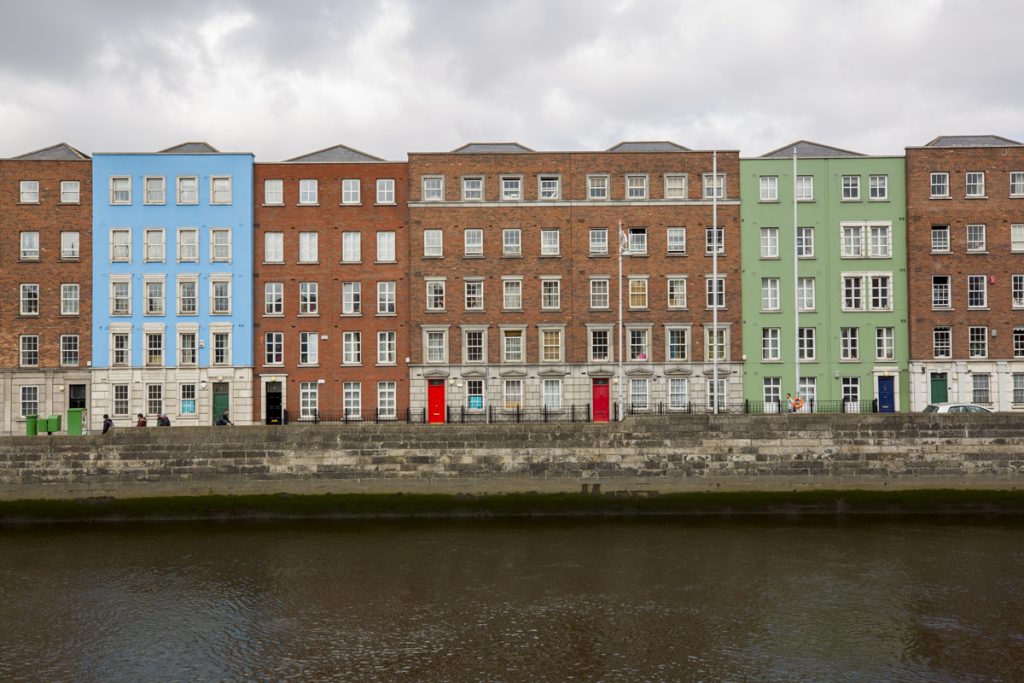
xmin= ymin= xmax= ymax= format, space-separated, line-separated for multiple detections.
xmin=90 ymin=142 xmax=254 ymax=427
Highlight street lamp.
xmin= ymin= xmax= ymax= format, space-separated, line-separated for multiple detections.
xmin=618 ymin=220 xmax=628 ymax=421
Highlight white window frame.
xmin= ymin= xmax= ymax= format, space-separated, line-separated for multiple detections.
xmin=110 ymin=176 xmax=132 ymax=205
xmin=538 ymin=175 xmax=561 ymax=200
xmin=461 ymin=176 xmax=484 ymax=201
xmin=503 ymin=278 xmax=522 ymax=310
xmin=501 ymin=176 xmax=522 ymax=201
xmin=264 ymin=179 xmax=283 ymax=205
xmin=426 ymin=278 xmax=446 ymax=311
xmin=210 ymin=277 xmax=231 ymax=315
xmin=667 ymin=227 xmax=687 ymax=254
xmin=930 ymin=172 xmax=949 ymax=198
xmin=377 ymin=281 xmax=396 ymax=315
xmin=20 ymin=180 xmax=40 ymax=203
xmin=298 ymin=232 xmax=319 ymax=263
xmin=377 ymin=331 xmax=397 ymax=365
xmin=759 ymin=175 xmax=778 ymax=201
xmin=795 ymin=175 xmax=814 ymax=201
xmin=589 ymin=228 xmax=609 ymax=255
xmin=177 ymin=277 xmax=198 ymax=316
xmin=342 ymin=281 xmax=362 ymax=315
xmin=144 ymin=176 xmax=166 ymax=205
xmin=176 ymin=176 xmax=198 ymax=205
xmin=60 ymin=180 xmax=80 ymax=204
xmin=61 ymin=283 xmax=80 ymax=315
xmin=422 ymin=176 xmax=444 ymax=201
xmin=342 ymin=331 xmax=362 ymax=365
xmin=210 ymin=228 xmax=232 ymax=262
xmin=664 ymin=174 xmax=687 ymax=199
xmin=760 ymin=227 xmax=779 ymax=258
xmin=869 ymin=174 xmax=888 ymax=200
xmin=264 ymin=232 xmax=284 ymax=263
xmin=342 ymin=232 xmax=361 ymax=263
xmin=144 ymin=228 xmax=166 ymax=263
xmin=540 ymin=229 xmax=560 ymax=256
xmin=299 ymin=179 xmax=318 ymax=205
xmin=299 ymin=282 xmax=318 ymax=316
xmin=464 ymin=229 xmax=483 ymax=256
xmin=587 ymin=175 xmax=609 ymax=200
xmin=503 ymin=228 xmax=521 ymax=256
xmin=966 ymin=171 xmax=985 ymax=198
xmin=342 ymin=178 xmax=361 ymax=205
xmin=376 ymin=231 xmax=396 ymax=262
xmin=423 ymin=229 xmax=443 ymax=258
xmin=841 ymin=175 xmax=860 ymax=200
xmin=109 ymin=229 xmax=131 ymax=264
xmin=626 ymin=174 xmax=648 ymax=199
xmin=264 ymin=282 xmax=284 ymax=316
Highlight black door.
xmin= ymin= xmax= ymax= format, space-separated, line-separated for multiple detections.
xmin=266 ymin=382 xmax=283 ymax=425
xmin=68 ymin=384 xmax=87 ymax=409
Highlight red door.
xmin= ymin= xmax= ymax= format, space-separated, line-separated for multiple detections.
xmin=427 ymin=380 xmax=446 ymax=423
xmin=592 ymin=378 xmax=610 ymax=422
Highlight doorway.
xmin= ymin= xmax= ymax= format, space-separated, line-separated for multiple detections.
xmin=877 ymin=376 xmax=895 ymax=413
xmin=427 ymin=380 xmax=446 ymax=423
xmin=265 ymin=381 xmax=283 ymax=425
xmin=930 ymin=373 xmax=948 ymax=404
xmin=592 ymin=378 xmax=610 ymax=422
xmin=212 ymin=382 xmax=230 ymax=424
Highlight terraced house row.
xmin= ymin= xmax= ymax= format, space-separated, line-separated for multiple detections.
xmin=0 ymin=134 xmax=1022 ymax=432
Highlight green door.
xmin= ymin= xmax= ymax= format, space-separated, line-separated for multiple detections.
xmin=930 ymin=373 xmax=948 ymax=404
xmin=212 ymin=382 xmax=230 ymax=424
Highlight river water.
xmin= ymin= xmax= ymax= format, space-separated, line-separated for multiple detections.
xmin=1 ymin=518 xmax=1023 ymax=682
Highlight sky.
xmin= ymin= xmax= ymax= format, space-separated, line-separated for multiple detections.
xmin=1 ymin=0 xmax=1021 ymax=160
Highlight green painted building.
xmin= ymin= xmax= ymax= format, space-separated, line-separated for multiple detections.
xmin=740 ymin=142 xmax=908 ymax=412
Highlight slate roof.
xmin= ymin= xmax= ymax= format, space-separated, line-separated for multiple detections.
xmin=450 ymin=142 xmax=534 ymax=154
xmin=13 ymin=142 xmax=90 ymax=160
xmin=285 ymin=144 xmax=385 ymax=163
xmin=924 ymin=135 xmax=1023 ymax=148
xmin=606 ymin=141 xmax=690 ymax=152
xmin=761 ymin=140 xmax=865 ymax=158
xmin=158 ymin=142 xmax=221 ymax=154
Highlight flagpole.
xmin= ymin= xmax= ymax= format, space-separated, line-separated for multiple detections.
xmin=712 ymin=151 xmax=719 ymax=414
xmin=617 ymin=220 xmax=625 ymax=421
xmin=793 ymin=148 xmax=800 ymax=409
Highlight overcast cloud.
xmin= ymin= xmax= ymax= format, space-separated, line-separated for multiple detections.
xmin=1 ymin=0 xmax=1021 ymax=160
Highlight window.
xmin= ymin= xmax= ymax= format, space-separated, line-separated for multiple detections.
xmin=931 ymin=225 xmax=950 ymax=252
xmin=503 ymin=228 xmax=521 ymax=256
xmin=1016 ymin=328 xmax=1024 ymax=358
xmin=464 ymin=330 xmax=484 ymax=362
xmin=541 ymin=229 xmax=560 ymax=256
xmin=630 ymin=379 xmax=649 ymax=410
xmin=795 ymin=175 xmax=814 ymax=201
xmin=378 ymin=382 xmax=397 ymax=418
xmin=588 ymin=175 xmax=609 ymax=200
xmin=841 ymin=378 xmax=860 ymax=407
xmin=627 ymin=227 xmax=647 ymax=255
xmin=20 ymin=284 xmax=39 ymax=315
xmin=377 ymin=281 xmax=396 ymax=314
xmin=146 ymin=332 xmax=164 ymax=366
xmin=763 ymin=378 xmax=781 ymax=406
xmin=211 ymin=229 xmax=231 ymax=261
xmin=426 ymin=330 xmax=447 ymax=363
xmin=842 ymin=276 xmax=863 ymax=310
xmin=760 ymin=227 xmax=778 ymax=258
xmin=145 ymin=280 xmax=164 ymax=315
xmin=180 ymin=384 xmax=197 ymax=416
xmin=264 ymin=282 xmax=283 ymax=315
xmin=668 ymin=277 xmax=687 ymax=308
xmin=377 ymin=232 xmax=396 ymax=262
xmin=869 ymin=175 xmax=888 ymax=200
xmin=264 ymin=179 xmax=283 ymax=205
xmin=876 ymin=327 xmax=895 ymax=360
xmin=177 ymin=176 xmax=198 ymax=204
xmin=798 ymin=377 xmax=817 ymax=404
xmin=503 ymin=279 xmax=522 ymax=309
xmin=378 ymin=331 xmax=397 ymax=364
xmin=299 ymin=179 xmax=318 ymax=204
xmin=1015 ymin=374 xmax=1024 ymax=404
xmin=762 ymin=328 xmax=780 ymax=361
xmin=300 ymin=382 xmax=318 ymax=420
xmin=706 ymin=277 xmax=725 ymax=308
xmin=590 ymin=328 xmax=610 ymax=361
xmin=626 ymin=175 xmax=648 ymax=199
xmin=422 ymin=176 xmax=444 ymax=201
xmin=968 ymin=275 xmax=988 ymax=309
xmin=502 ymin=329 xmax=523 ymax=362
xmin=465 ymin=379 xmax=484 ymax=411
xmin=504 ymin=379 xmax=523 ymax=409
xmin=972 ymin=374 xmax=991 ymax=404
xmin=664 ymin=174 xmax=687 ymax=199
xmin=798 ymin=327 xmax=816 ymax=360
xmin=209 ymin=175 xmax=232 ymax=205
xmin=539 ymin=175 xmax=560 ymax=200
xmin=590 ymin=278 xmax=609 ymax=309
xmin=299 ymin=331 xmax=319 ymax=365
xmin=932 ymin=276 xmax=951 ymax=309
xmin=342 ymin=232 xmax=361 ymax=262
xmin=969 ymin=326 xmax=988 ymax=358
xmin=841 ymin=175 xmax=860 ymax=200
xmin=543 ymin=379 xmax=562 ymax=410
xmin=59 ymin=180 xmax=80 ymax=203
xmin=20 ymin=180 xmax=40 ymax=203
xmin=840 ymin=327 xmax=859 ymax=360
xmin=761 ymin=278 xmax=780 ymax=311
xmin=111 ymin=280 xmax=131 ymax=316
xmin=465 ymin=280 xmax=484 ymax=310
xmin=501 ymin=176 xmax=522 ymax=201
xmin=299 ymin=282 xmax=318 ymax=315
xmin=264 ymin=232 xmax=283 ymax=263
xmin=667 ymin=227 xmax=686 ymax=254
xmin=144 ymin=228 xmax=166 ymax=262
xmin=423 ymin=229 xmax=443 ymax=257
xmin=590 ymin=228 xmax=608 ymax=255
xmin=842 ymin=224 xmax=863 ymax=258
xmin=144 ymin=176 xmax=165 ymax=204
xmin=342 ymin=331 xmax=361 ymax=365
xmin=966 ymin=172 xmax=985 ymax=197
xmin=342 ymin=178 xmax=361 ymax=204
xmin=464 ymin=229 xmax=483 ymax=256
xmin=797 ymin=277 xmax=815 ymax=311
xmin=20 ymin=335 xmax=38 ymax=367
xmin=870 ymin=275 xmax=892 ymax=310
xmin=966 ymin=224 xmax=986 ymax=252
xmin=628 ymin=278 xmax=648 ymax=309
xmin=110 ymin=332 xmax=131 ymax=366
xmin=933 ymin=327 xmax=952 ymax=358
xmin=180 ymin=276 xmax=203 ymax=313
xmin=178 ymin=332 xmax=197 ymax=366
xmin=542 ymin=279 xmax=561 ymax=309
xmin=462 ymin=176 xmax=483 ymax=201
xmin=20 ymin=231 xmax=39 ymax=260
xmin=377 ymin=178 xmax=395 ymax=204
xmin=930 ymin=172 xmax=949 ymax=198
xmin=61 ymin=231 xmax=80 ymax=259
xmin=796 ymin=227 xmax=814 ymax=258
xmin=342 ymin=282 xmax=361 ymax=315
xmin=629 ymin=328 xmax=649 ymax=361
xmin=703 ymin=173 xmax=725 ymax=199
xmin=113 ymin=384 xmax=129 ymax=416
xmin=1010 ymin=172 xmax=1024 ymax=197
xmin=541 ymin=329 xmax=562 ymax=362
xmin=110 ymin=176 xmax=131 ymax=204
xmin=176 ymin=228 xmax=198 ymax=262
xmin=211 ymin=279 xmax=231 ymax=315
xmin=424 ymin=279 xmax=447 ymax=310
xmin=1013 ymin=275 xmax=1024 ymax=308
xmin=265 ymin=332 xmax=283 ymax=365
xmin=705 ymin=226 xmax=724 ymax=254
xmin=759 ymin=176 xmax=778 ymax=201
xmin=667 ymin=327 xmax=689 ymax=361
xmin=61 ymin=283 xmax=79 ymax=315
xmin=1013 ymin=225 xmax=1024 ymax=253
xmin=869 ymin=225 xmax=891 ymax=257
xmin=298 ymin=232 xmax=319 ymax=263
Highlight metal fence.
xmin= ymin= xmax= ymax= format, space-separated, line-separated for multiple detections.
xmin=742 ymin=399 xmax=879 ymax=415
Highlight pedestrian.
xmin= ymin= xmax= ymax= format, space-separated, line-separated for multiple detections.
xmin=216 ymin=410 xmax=233 ymax=426
xmin=785 ymin=393 xmax=794 ymax=413
xmin=136 ymin=413 xmax=147 ymax=427
xmin=158 ymin=414 xmax=171 ymax=427
xmin=102 ymin=414 xmax=114 ymax=434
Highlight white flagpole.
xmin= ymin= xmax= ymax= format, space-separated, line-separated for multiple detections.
xmin=618 ymin=220 xmax=625 ymax=421
xmin=712 ymin=151 xmax=719 ymax=414
xmin=793 ymin=148 xmax=800 ymax=410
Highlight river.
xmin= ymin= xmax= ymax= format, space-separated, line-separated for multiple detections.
xmin=1 ymin=518 xmax=1022 ymax=682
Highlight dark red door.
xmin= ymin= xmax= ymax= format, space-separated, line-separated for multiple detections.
xmin=592 ymin=378 xmax=610 ymax=422
xmin=427 ymin=380 xmax=446 ymax=423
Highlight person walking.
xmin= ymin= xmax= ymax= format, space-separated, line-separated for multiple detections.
xmin=216 ymin=410 xmax=233 ymax=426
xmin=136 ymin=413 xmax=147 ymax=427
xmin=102 ymin=414 xmax=114 ymax=434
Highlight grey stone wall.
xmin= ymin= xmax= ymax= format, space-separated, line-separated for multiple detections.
xmin=2 ymin=413 xmax=1023 ymax=499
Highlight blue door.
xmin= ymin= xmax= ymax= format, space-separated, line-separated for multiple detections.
xmin=878 ymin=376 xmax=895 ymax=413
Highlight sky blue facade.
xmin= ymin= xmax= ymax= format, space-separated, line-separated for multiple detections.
xmin=91 ymin=152 xmax=254 ymax=369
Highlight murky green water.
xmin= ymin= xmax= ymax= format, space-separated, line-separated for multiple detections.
xmin=1 ymin=519 xmax=1023 ymax=682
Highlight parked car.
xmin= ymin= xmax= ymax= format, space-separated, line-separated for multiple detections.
xmin=922 ymin=403 xmax=993 ymax=414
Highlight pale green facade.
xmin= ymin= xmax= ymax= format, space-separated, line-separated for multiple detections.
xmin=739 ymin=148 xmax=908 ymax=411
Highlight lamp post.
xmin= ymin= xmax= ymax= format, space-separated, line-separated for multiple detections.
xmin=618 ymin=220 xmax=627 ymax=421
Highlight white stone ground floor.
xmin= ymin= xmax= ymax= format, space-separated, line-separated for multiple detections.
xmin=0 ymin=369 xmax=91 ymax=435
xmin=909 ymin=360 xmax=1024 ymax=411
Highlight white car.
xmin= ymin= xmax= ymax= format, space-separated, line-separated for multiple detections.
xmin=922 ymin=403 xmax=993 ymax=414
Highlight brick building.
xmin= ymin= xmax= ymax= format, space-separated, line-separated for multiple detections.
xmin=407 ymin=142 xmax=742 ymax=422
xmin=906 ymin=135 xmax=1024 ymax=410
xmin=252 ymin=145 xmax=409 ymax=422
xmin=0 ymin=143 xmax=92 ymax=433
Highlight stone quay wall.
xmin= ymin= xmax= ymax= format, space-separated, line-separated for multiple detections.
xmin=2 ymin=414 xmax=1023 ymax=500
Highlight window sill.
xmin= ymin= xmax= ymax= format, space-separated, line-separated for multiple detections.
xmin=297 ymin=203 xmax=320 ymax=207
xmin=376 ymin=312 xmax=397 ymax=317
xmin=262 ymin=261 xmax=286 ymax=266
xmin=340 ymin=313 xmax=363 ymax=318
xmin=668 ymin=307 xmax=689 ymax=311
xmin=589 ymin=253 xmax=610 ymax=258
xmin=967 ymin=307 xmax=991 ymax=311
xmin=965 ymin=196 xmax=988 ymax=200
xmin=263 ymin=313 xmax=285 ymax=318
xmin=60 ymin=257 xmax=81 ymax=262
xmin=425 ymin=309 xmax=446 ymax=314
xmin=868 ymin=199 xmax=890 ymax=203
xmin=932 ymin=307 xmax=955 ymax=312
xmin=18 ymin=201 xmax=41 ymax=205
xmin=502 ymin=255 xmax=523 ymax=259
xmin=298 ymin=364 xmax=320 ymax=368
xmin=19 ymin=258 xmax=40 ymax=263
xmin=760 ymin=256 xmax=781 ymax=261
xmin=374 ymin=202 xmax=396 ymax=207
xmin=297 ymin=314 xmax=320 ymax=318
xmin=539 ymin=255 xmax=562 ymax=258
xmin=298 ymin=261 xmax=320 ymax=265
xmin=759 ymin=199 xmax=780 ymax=204
xmin=340 ymin=260 xmax=363 ymax=265
xmin=840 ymin=198 xmax=862 ymax=202
xmin=966 ymin=251 xmax=988 ymax=255
xmin=261 ymin=203 xmax=284 ymax=207
xmin=929 ymin=195 xmax=952 ymax=200
xmin=464 ymin=309 xmax=486 ymax=313
xmin=930 ymin=250 xmax=951 ymax=255
xmin=340 ymin=364 xmax=363 ymax=368
xmin=375 ymin=260 xmax=397 ymax=265
xmin=376 ymin=363 xmax=398 ymax=367
xmin=264 ymin=363 xmax=286 ymax=368
xmin=463 ymin=255 xmax=485 ymax=259
xmin=423 ymin=256 xmax=444 ymax=260
xmin=340 ymin=202 xmax=362 ymax=207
